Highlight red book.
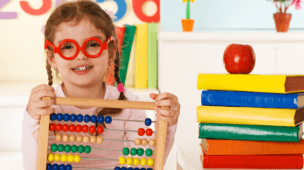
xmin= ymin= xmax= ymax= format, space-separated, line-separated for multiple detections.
xmin=200 ymin=154 xmax=303 ymax=169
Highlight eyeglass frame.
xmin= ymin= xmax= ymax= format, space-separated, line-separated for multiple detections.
xmin=44 ymin=36 xmax=115 ymax=60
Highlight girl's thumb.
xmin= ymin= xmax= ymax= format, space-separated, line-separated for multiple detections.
xmin=150 ymin=93 xmax=158 ymax=99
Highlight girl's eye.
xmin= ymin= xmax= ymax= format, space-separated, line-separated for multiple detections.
xmin=88 ymin=43 xmax=100 ymax=47
xmin=61 ymin=45 xmax=73 ymax=50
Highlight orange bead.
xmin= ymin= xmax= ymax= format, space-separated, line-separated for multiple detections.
xmin=76 ymin=135 xmax=82 ymax=143
xmin=90 ymin=136 xmax=96 ymax=144
xmin=96 ymin=136 xmax=103 ymax=144
xmin=55 ymin=134 xmax=62 ymax=142
xmin=83 ymin=135 xmax=89 ymax=143
xmin=141 ymin=139 xmax=148 ymax=146
xmin=62 ymin=134 xmax=69 ymax=142
xmin=134 ymin=138 xmax=141 ymax=145
xmin=148 ymin=139 xmax=155 ymax=146
xmin=69 ymin=134 xmax=75 ymax=142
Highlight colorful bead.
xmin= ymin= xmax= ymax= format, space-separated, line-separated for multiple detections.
xmin=76 ymin=135 xmax=83 ymax=143
xmin=82 ymin=125 xmax=88 ymax=133
xmin=90 ymin=136 xmax=96 ymax=143
xmin=47 ymin=164 xmax=52 ymax=170
xmin=75 ymin=125 xmax=82 ymax=133
xmin=146 ymin=129 xmax=153 ymax=136
xmin=70 ymin=114 xmax=77 ymax=122
xmin=69 ymin=134 xmax=75 ymax=142
xmin=138 ymin=128 xmax=145 ymax=136
xmin=147 ymin=158 xmax=154 ymax=166
xmin=55 ymin=124 xmax=62 ymax=131
xmin=122 ymin=147 xmax=129 ymax=155
xmin=66 ymin=165 xmax=72 ymax=170
xmin=146 ymin=148 xmax=153 ymax=156
xmin=121 ymin=167 xmax=127 ymax=170
xmin=134 ymin=138 xmax=141 ymax=145
xmin=145 ymin=118 xmax=152 ymax=126
xmin=51 ymin=144 xmax=58 ymax=152
xmin=77 ymin=114 xmax=83 ymax=122
xmin=78 ymin=145 xmax=85 ymax=153
xmin=97 ymin=136 xmax=103 ymax=144
xmin=128 ymin=168 xmax=133 ymax=170
xmin=54 ymin=154 xmax=61 ymax=161
xmin=74 ymin=155 xmax=81 ymax=163
xmin=69 ymin=124 xmax=76 ymax=132
xmin=83 ymin=135 xmax=89 ymax=143
xmin=57 ymin=113 xmax=63 ymax=121
xmin=140 ymin=158 xmax=147 ymax=166
xmin=58 ymin=144 xmax=64 ymax=152
xmin=137 ymin=148 xmax=144 ymax=156
xmin=97 ymin=126 xmax=104 ymax=134
xmin=84 ymin=115 xmax=91 ymax=123
xmin=62 ymin=134 xmax=69 ymax=142
xmin=50 ymin=113 xmax=57 ymax=121
xmin=61 ymin=154 xmax=67 ymax=162
xmin=98 ymin=116 xmax=104 ymax=123
xmin=141 ymin=139 xmax=147 ymax=146
xmin=59 ymin=164 xmax=65 ymax=170
xmin=85 ymin=145 xmax=91 ymax=153
xmin=105 ymin=116 xmax=112 ymax=124
xmin=71 ymin=145 xmax=78 ymax=153
xmin=49 ymin=123 xmax=56 ymax=131
xmin=133 ymin=158 xmax=139 ymax=166
xmin=89 ymin=125 xmax=96 ymax=133
xmin=67 ymin=154 xmax=74 ymax=162
xmin=91 ymin=115 xmax=97 ymax=123
xmin=130 ymin=148 xmax=137 ymax=156
xmin=63 ymin=113 xmax=70 ymax=121
xmin=134 ymin=168 xmax=139 ymax=170
xmin=48 ymin=153 xmax=54 ymax=161
xmin=140 ymin=168 xmax=146 ymax=170
xmin=126 ymin=157 xmax=133 ymax=165
xmin=52 ymin=164 xmax=59 ymax=170
xmin=114 ymin=167 xmax=120 ymax=170
xmin=65 ymin=145 xmax=71 ymax=153
xmin=55 ymin=134 xmax=61 ymax=142
xmin=148 ymin=139 xmax=155 ymax=146
xmin=147 ymin=168 xmax=152 ymax=170
xmin=62 ymin=124 xmax=69 ymax=132
xmin=119 ymin=156 xmax=126 ymax=165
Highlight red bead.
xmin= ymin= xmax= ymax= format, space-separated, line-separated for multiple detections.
xmin=146 ymin=128 xmax=153 ymax=136
xmin=82 ymin=125 xmax=88 ymax=133
xmin=62 ymin=124 xmax=69 ymax=132
xmin=97 ymin=126 xmax=104 ymax=134
xmin=138 ymin=128 xmax=145 ymax=136
xmin=55 ymin=124 xmax=62 ymax=131
xmin=75 ymin=125 xmax=82 ymax=133
xmin=69 ymin=124 xmax=76 ymax=132
xmin=49 ymin=123 xmax=55 ymax=131
xmin=89 ymin=125 xmax=96 ymax=134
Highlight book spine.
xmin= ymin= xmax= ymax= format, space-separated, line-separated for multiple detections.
xmin=201 ymin=90 xmax=298 ymax=109
xmin=199 ymin=123 xmax=301 ymax=142
xmin=148 ymin=23 xmax=158 ymax=89
xmin=125 ymin=34 xmax=136 ymax=88
xmin=202 ymin=154 xmax=303 ymax=169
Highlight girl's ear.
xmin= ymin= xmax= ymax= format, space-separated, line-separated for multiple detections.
xmin=46 ymin=50 xmax=56 ymax=68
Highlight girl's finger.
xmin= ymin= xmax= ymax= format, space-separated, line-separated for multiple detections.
xmin=155 ymin=99 xmax=173 ymax=107
xmin=31 ymin=84 xmax=54 ymax=94
xmin=35 ymin=99 xmax=56 ymax=108
xmin=32 ymin=90 xmax=56 ymax=101
xmin=155 ymin=107 xmax=175 ymax=117
xmin=155 ymin=92 xmax=178 ymax=102
xmin=37 ymin=107 xmax=55 ymax=116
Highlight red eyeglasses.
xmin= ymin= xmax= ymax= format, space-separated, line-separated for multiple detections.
xmin=44 ymin=36 xmax=115 ymax=60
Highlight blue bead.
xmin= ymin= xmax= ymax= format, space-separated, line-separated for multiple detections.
xmin=105 ymin=116 xmax=112 ymax=124
xmin=114 ymin=167 xmax=121 ymax=170
xmin=59 ymin=164 xmax=66 ymax=170
xmin=50 ymin=113 xmax=57 ymax=121
xmin=134 ymin=168 xmax=140 ymax=170
xmin=63 ymin=113 xmax=70 ymax=121
xmin=84 ymin=115 xmax=91 ymax=123
xmin=53 ymin=164 xmax=59 ymax=170
xmin=128 ymin=168 xmax=133 ymax=170
xmin=140 ymin=168 xmax=146 ymax=170
xmin=91 ymin=115 xmax=97 ymax=123
xmin=145 ymin=118 xmax=152 ymax=126
xmin=66 ymin=164 xmax=72 ymax=170
xmin=57 ymin=113 xmax=63 ymax=121
xmin=77 ymin=114 xmax=83 ymax=122
xmin=121 ymin=167 xmax=127 ymax=170
xmin=70 ymin=114 xmax=76 ymax=122
xmin=98 ymin=116 xmax=104 ymax=123
xmin=147 ymin=168 xmax=152 ymax=170
xmin=46 ymin=164 xmax=52 ymax=170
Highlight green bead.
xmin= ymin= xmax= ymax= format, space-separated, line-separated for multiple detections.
xmin=122 ymin=147 xmax=129 ymax=156
xmin=85 ymin=146 xmax=91 ymax=154
xmin=51 ymin=144 xmax=58 ymax=152
xmin=71 ymin=145 xmax=78 ymax=153
xmin=64 ymin=145 xmax=71 ymax=153
xmin=58 ymin=144 xmax=64 ymax=152
xmin=130 ymin=148 xmax=137 ymax=156
xmin=78 ymin=145 xmax=85 ymax=153
xmin=146 ymin=149 xmax=153 ymax=157
xmin=137 ymin=148 xmax=144 ymax=156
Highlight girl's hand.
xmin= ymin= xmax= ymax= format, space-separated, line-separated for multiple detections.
xmin=150 ymin=92 xmax=180 ymax=126
xmin=26 ymin=84 xmax=56 ymax=120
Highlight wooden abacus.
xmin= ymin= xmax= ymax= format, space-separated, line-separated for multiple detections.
xmin=37 ymin=97 xmax=168 ymax=170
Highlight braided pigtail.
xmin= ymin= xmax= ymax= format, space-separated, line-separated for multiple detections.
xmin=46 ymin=58 xmax=53 ymax=86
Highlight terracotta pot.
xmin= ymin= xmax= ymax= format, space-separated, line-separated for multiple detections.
xmin=273 ymin=13 xmax=292 ymax=32
xmin=181 ymin=19 xmax=195 ymax=32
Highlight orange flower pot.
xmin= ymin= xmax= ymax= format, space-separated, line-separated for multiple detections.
xmin=273 ymin=13 xmax=292 ymax=32
xmin=181 ymin=19 xmax=195 ymax=32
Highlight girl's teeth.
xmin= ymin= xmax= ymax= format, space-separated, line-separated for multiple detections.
xmin=73 ymin=66 xmax=92 ymax=71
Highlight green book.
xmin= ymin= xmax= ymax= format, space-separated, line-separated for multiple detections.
xmin=148 ymin=23 xmax=158 ymax=89
xmin=199 ymin=123 xmax=303 ymax=142
xmin=119 ymin=25 xmax=136 ymax=86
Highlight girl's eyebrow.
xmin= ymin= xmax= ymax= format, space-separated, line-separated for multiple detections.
xmin=56 ymin=36 xmax=104 ymax=45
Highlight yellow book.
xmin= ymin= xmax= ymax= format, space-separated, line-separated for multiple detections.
xmin=197 ymin=105 xmax=304 ymax=127
xmin=135 ymin=23 xmax=148 ymax=89
xmin=125 ymin=32 xmax=136 ymax=88
xmin=197 ymin=73 xmax=304 ymax=93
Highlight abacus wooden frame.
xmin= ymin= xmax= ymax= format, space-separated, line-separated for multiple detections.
xmin=37 ymin=97 xmax=168 ymax=170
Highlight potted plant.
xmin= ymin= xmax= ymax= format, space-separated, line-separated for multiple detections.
xmin=271 ymin=0 xmax=302 ymax=32
xmin=181 ymin=0 xmax=195 ymax=32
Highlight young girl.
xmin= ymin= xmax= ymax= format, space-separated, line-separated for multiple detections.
xmin=22 ymin=1 xmax=180 ymax=170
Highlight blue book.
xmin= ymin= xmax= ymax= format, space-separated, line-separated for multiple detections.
xmin=201 ymin=90 xmax=304 ymax=109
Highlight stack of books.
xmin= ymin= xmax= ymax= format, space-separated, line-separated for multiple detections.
xmin=196 ymin=73 xmax=304 ymax=169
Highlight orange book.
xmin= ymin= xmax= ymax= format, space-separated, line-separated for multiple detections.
xmin=201 ymin=138 xmax=304 ymax=155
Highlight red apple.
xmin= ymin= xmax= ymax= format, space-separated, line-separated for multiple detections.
xmin=223 ymin=44 xmax=256 ymax=74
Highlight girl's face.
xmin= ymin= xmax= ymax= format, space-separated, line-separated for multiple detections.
xmin=48 ymin=18 xmax=115 ymax=87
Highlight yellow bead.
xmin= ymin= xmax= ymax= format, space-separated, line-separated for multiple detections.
xmin=55 ymin=134 xmax=61 ymax=142
xmin=119 ymin=156 xmax=126 ymax=165
xmin=69 ymin=134 xmax=75 ymax=142
xmin=147 ymin=158 xmax=154 ymax=166
xmin=61 ymin=154 xmax=67 ymax=162
xmin=133 ymin=158 xmax=139 ymax=166
xmin=62 ymin=134 xmax=69 ymax=142
xmin=74 ymin=155 xmax=81 ymax=163
xmin=140 ymin=158 xmax=147 ymax=166
xmin=148 ymin=139 xmax=155 ymax=146
xmin=141 ymin=139 xmax=148 ymax=146
xmin=96 ymin=136 xmax=103 ymax=144
xmin=48 ymin=154 xmax=54 ymax=162
xmin=83 ymin=135 xmax=89 ymax=143
xmin=76 ymin=135 xmax=83 ymax=143
xmin=67 ymin=154 xmax=74 ymax=162
xmin=134 ymin=138 xmax=141 ymax=145
xmin=126 ymin=157 xmax=133 ymax=165
xmin=90 ymin=136 xmax=96 ymax=144
xmin=54 ymin=154 xmax=61 ymax=162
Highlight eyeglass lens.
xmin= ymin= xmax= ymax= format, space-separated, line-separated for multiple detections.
xmin=60 ymin=40 xmax=102 ymax=58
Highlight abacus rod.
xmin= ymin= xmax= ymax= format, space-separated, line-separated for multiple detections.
xmin=112 ymin=119 xmax=157 ymax=123
xmin=42 ymin=97 xmax=156 ymax=110
xmin=81 ymin=158 xmax=118 ymax=161
xmin=48 ymin=136 xmax=150 ymax=143
xmin=105 ymin=128 xmax=156 ymax=133
xmin=73 ymin=168 xmax=112 ymax=170
xmin=47 ymin=146 xmax=122 ymax=152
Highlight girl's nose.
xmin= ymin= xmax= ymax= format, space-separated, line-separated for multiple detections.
xmin=76 ymin=49 xmax=88 ymax=60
